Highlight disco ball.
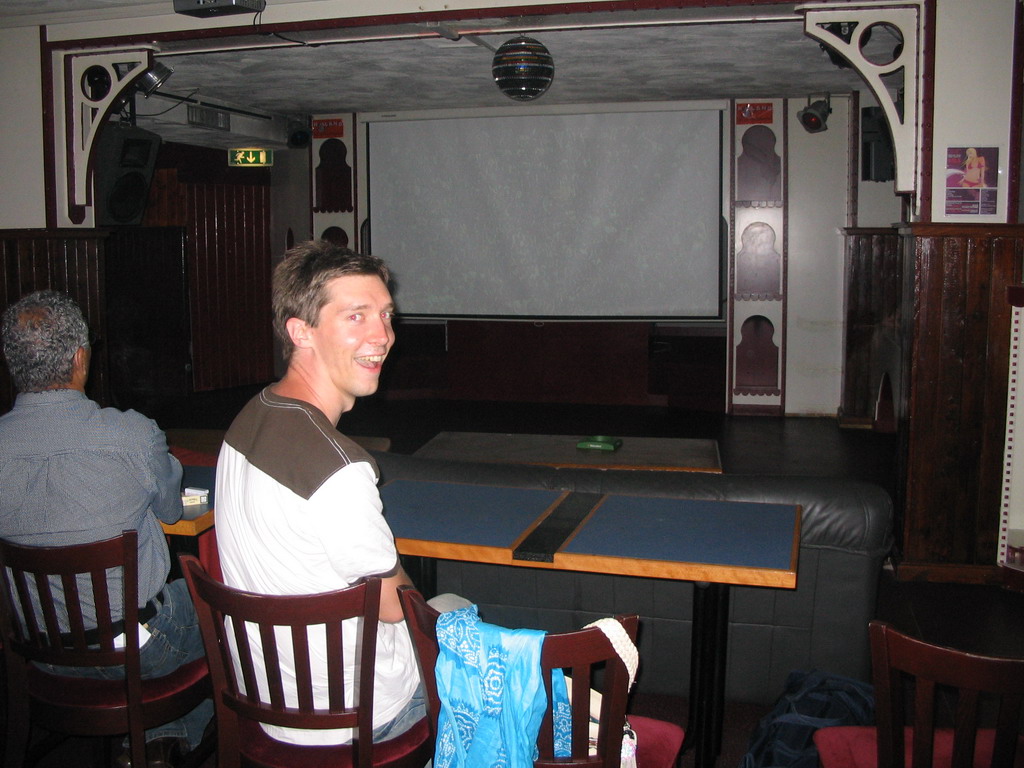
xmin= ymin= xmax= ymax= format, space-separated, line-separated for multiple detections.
xmin=491 ymin=37 xmax=554 ymax=101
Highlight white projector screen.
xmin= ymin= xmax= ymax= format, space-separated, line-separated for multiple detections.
xmin=366 ymin=106 xmax=723 ymax=319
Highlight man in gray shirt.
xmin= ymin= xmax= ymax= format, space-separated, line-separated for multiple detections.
xmin=0 ymin=290 xmax=211 ymax=768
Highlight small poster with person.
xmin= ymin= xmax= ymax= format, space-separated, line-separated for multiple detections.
xmin=944 ymin=145 xmax=998 ymax=215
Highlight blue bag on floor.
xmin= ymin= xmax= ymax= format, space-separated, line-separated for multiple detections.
xmin=739 ymin=669 xmax=874 ymax=768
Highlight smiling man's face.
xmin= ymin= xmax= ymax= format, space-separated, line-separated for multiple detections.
xmin=306 ymin=273 xmax=395 ymax=412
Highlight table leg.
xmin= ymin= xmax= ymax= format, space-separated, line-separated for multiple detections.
xmin=682 ymin=581 xmax=730 ymax=768
xmin=402 ymin=555 xmax=437 ymax=598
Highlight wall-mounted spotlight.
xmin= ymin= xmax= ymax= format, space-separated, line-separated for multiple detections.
xmin=135 ymin=62 xmax=174 ymax=97
xmin=798 ymin=96 xmax=832 ymax=133
xmin=491 ymin=36 xmax=554 ymax=101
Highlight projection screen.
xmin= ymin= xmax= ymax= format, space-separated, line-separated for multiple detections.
xmin=364 ymin=104 xmax=723 ymax=319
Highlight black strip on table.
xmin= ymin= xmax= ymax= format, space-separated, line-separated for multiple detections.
xmin=513 ymin=492 xmax=603 ymax=562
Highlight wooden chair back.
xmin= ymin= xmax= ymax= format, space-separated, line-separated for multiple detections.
xmin=398 ymin=585 xmax=637 ymax=768
xmin=0 ymin=530 xmax=141 ymax=670
xmin=870 ymin=619 xmax=1024 ymax=768
xmin=0 ymin=530 xmax=194 ymax=768
xmin=180 ymin=554 xmax=383 ymax=768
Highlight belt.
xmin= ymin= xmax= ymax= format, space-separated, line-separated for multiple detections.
xmin=62 ymin=590 xmax=162 ymax=647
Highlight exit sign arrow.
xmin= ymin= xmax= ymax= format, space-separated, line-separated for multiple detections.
xmin=228 ymin=148 xmax=274 ymax=167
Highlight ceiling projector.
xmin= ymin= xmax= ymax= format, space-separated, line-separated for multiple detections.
xmin=173 ymin=0 xmax=266 ymax=17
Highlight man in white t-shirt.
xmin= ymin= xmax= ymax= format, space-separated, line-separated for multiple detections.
xmin=216 ymin=240 xmax=451 ymax=745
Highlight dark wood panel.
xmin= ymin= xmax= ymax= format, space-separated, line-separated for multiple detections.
xmin=900 ymin=225 xmax=1024 ymax=580
xmin=840 ymin=228 xmax=902 ymax=428
xmin=444 ymin=320 xmax=656 ymax=406
xmin=143 ymin=142 xmax=275 ymax=394
xmin=104 ymin=227 xmax=191 ymax=415
xmin=0 ymin=230 xmax=109 ymax=412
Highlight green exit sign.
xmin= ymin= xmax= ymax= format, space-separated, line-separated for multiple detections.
xmin=228 ymin=148 xmax=274 ymax=167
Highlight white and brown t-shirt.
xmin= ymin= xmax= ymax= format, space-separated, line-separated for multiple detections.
xmin=215 ymin=386 xmax=418 ymax=745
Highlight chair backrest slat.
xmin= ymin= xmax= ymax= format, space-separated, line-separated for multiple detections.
xmin=228 ymin=615 xmax=260 ymax=705
xmin=11 ymin=572 xmax=42 ymax=643
xmin=89 ymin=568 xmax=116 ymax=648
xmin=258 ymin=622 xmax=287 ymax=709
xmin=325 ymin=620 xmax=346 ymax=711
xmin=869 ymin=620 xmax=1024 ymax=768
xmin=291 ymin=623 xmax=315 ymax=710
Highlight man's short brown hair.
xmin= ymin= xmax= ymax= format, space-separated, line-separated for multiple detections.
xmin=272 ymin=240 xmax=391 ymax=361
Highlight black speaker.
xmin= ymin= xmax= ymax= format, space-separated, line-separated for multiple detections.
xmin=93 ymin=124 xmax=162 ymax=226
xmin=287 ymin=122 xmax=312 ymax=149
xmin=861 ymin=107 xmax=895 ymax=182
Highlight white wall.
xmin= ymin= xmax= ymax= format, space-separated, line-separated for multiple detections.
xmin=930 ymin=0 xmax=1016 ymax=223
xmin=269 ymin=146 xmax=314 ymax=377
xmin=0 ymin=27 xmax=46 ymax=229
xmin=784 ymin=96 xmax=852 ymax=416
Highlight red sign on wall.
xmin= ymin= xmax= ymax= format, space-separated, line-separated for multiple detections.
xmin=312 ymin=118 xmax=346 ymax=139
xmin=735 ymin=103 xmax=774 ymax=125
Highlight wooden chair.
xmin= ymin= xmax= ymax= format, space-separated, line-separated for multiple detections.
xmin=0 ymin=530 xmax=212 ymax=768
xmin=179 ymin=555 xmax=432 ymax=768
xmin=814 ymin=620 xmax=1024 ymax=768
xmin=398 ymin=586 xmax=685 ymax=768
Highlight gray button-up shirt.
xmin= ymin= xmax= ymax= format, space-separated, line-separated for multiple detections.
xmin=0 ymin=389 xmax=183 ymax=626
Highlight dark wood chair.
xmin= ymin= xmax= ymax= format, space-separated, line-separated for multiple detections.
xmin=179 ymin=554 xmax=432 ymax=768
xmin=814 ymin=620 xmax=1024 ymax=768
xmin=398 ymin=585 xmax=685 ymax=768
xmin=0 ymin=530 xmax=212 ymax=768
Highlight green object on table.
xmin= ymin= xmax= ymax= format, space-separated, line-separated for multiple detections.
xmin=576 ymin=435 xmax=623 ymax=452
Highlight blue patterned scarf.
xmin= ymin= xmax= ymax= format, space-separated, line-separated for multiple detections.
xmin=434 ymin=606 xmax=571 ymax=768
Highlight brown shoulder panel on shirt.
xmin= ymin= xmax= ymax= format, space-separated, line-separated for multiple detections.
xmin=223 ymin=388 xmax=379 ymax=500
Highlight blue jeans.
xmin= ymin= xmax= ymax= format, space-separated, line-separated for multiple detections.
xmin=372 ymin=684 xmax=426 ymax=742
xmin=40 ymin=578 xmax=214 ymax=750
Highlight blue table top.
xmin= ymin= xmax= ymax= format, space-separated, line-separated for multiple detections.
xmin=380 ymin=479 xmax=800 ymax=585
xmin=381 ymin=480 xmax=564 ymax=548
xmin=563 ymin=494 xmax=797 ymax=570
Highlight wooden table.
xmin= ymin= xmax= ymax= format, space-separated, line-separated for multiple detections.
xmin=380 ymin=479 xmax=800 ymax=768
xmin=414 ymin=431 xmax=722 ymax=472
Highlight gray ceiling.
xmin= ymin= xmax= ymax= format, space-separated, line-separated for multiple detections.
xmin=2 ymin=1 xmax=893 ymax=147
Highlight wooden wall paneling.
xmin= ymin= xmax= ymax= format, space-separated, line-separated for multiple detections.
xmin=445 ymin=320 xmax=653 ymax=405
xmin=104 ymin=227 xmax=191 ymax=417
xmin=840 ymin=233 xmax=873 ymax=424
xmin=0 ymin=230 xmax=109 ymax=413
xmin=975 ymin=236 xmax=1022 ymax=558
xmin=144 ymin=167 xmax=188 ymax=227
xmin=184 ymin=180 xmax=274 ymax=392
xmin=900 ymin=225 xmax=1024 ymax=582
xmin=839 ymin=228 xmax=901 ymax=427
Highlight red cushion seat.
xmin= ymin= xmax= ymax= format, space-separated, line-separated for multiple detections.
xmin=814 ymin=725 xmax=1024 ymax=768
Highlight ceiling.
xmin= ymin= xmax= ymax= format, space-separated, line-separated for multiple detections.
xmin=1 ymin=1 xmax=896 ymax=148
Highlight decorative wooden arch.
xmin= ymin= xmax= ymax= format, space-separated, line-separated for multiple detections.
xmin=54 ymin=47 xmax=156 ymax=225
xmin=798 ymin=1 xmax=923 ymax=198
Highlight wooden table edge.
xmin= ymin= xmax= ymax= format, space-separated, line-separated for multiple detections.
xmin=162 ymin=510 xmax=215 ymax=537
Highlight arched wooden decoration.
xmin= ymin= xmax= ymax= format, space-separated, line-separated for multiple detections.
xmin=314 ymin=137 xmax=354 ymax=213
xmin=734 ymin=314 xmax=781 ymax=396
xmin=57 ymin=48 xmax=156 ymax=224
xmin=736 ymin=125 xmax=782 ymax=204
xmin=798 ymin=2 xmax=922 ymax=196
xmin=735 ymin=221 xmax=782 ymax=300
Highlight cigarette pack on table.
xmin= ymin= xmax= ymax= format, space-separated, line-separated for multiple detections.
xmin=181 ymin=487 xmax=210 ymax=520
xmin=182 ymin=488 xmax=209 ymax=506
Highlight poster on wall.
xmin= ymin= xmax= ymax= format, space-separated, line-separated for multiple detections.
xmin=735 ymin=102 xmax=773 ymax=125
xmin=944 ymin=146 xmax=999 ymax=215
